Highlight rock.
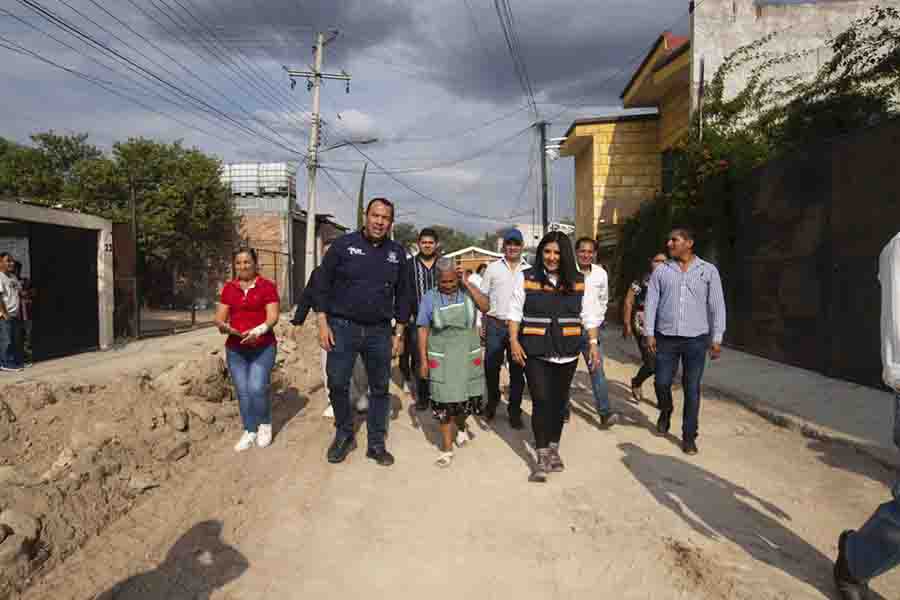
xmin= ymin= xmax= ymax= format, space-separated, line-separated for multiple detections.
xmin=187 ymin=402 xmax=215 ymax=424
xmin=24 ymin=384 xmax=56 ymax=412
xmin=169 ymin=409 xmax=188 ymax=432
xmin=0 ymin=524 xmax=11 ymax=545
xmin=0 ymin=467 xmax=23 ymax=486
xmin=218 ymin=403 xmax=240 ymax=419
xmin=0 ymin=401 xmax=16 ymax=424
xmin=154 ymin=440 xmax=190 ymax=463
xmin=0 ymin=534 xmax=29 ymax=566
xmin=128 ymin=474 xmax=159 ymax=494
xmin=40 ymin=447 xmax=75 ymax=482
xmin=0 ymin=511 xmax=40 ymax=543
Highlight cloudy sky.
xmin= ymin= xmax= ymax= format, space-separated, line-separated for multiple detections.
xmin=1 ymin=0 xmax=693 ymax=234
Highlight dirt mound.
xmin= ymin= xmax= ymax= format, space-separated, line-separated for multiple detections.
xmin=0 ymin=320 xmax=320 ymax=599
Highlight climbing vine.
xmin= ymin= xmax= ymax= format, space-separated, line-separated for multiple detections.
xmin=613 ymin=5 xmax=900 ymax=303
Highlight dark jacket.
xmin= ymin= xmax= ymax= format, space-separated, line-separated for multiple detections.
xmin=316 ymin=230 xmax=412 ymax=325
xmin=291 ymin=266 xmax=325 ymax=326
xmin=519 ymin=271 xmax=585 ymax=358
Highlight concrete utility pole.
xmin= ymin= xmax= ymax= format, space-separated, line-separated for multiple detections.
xmin=538 ymin=121 xmax=549 ymax=235
xmin=286 ymin=31 xmax=351 ymax=284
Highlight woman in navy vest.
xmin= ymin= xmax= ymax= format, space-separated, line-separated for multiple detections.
xmin=509 ymin=231 xmax=603 ymax=482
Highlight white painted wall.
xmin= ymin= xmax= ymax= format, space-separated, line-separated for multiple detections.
xmin=690 ymin=0 xmax=892 ymax=111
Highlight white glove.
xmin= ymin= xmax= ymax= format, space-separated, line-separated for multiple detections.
xmin=247 ymin=323 xmax=270 ymax=338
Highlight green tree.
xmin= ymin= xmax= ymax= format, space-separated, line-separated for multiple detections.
xmin=392 ymin=222 xmax=418 ymax=251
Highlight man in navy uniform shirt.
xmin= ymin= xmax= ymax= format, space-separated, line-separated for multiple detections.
xmin=316 ymin=197 xmax=412 ymax=466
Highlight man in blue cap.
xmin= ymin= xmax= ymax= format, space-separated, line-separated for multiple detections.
xmin=478 ymin=228 xmax=530 ymax=428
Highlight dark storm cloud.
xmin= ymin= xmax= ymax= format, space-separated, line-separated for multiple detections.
xmin=168 ymin=0 xmax=690 ymax=108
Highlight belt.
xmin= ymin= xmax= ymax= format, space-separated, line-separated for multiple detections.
xmin=486 ymin=315 xmax=508 ymax=325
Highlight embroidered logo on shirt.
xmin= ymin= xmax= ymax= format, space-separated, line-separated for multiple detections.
xmin=348 ymin=246 xmax=365 ymax=256
xmin=387 ymin=251 xmax=399 ymax=264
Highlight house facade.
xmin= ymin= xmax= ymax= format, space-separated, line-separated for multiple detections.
xmin=561 ymin=0 xmax=883 ymax=249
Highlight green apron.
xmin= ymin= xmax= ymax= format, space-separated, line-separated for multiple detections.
xmin=426 ymin=291 xmax=485 ymax=404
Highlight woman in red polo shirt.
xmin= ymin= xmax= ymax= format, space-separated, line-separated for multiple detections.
xmin=214 ymin=248 xmax=280 ymax=452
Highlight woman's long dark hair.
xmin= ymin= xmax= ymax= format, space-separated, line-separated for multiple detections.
xmin=533 ymin=231 xmax=579 ymax=293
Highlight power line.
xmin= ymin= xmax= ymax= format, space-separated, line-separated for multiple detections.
xmin=335 ymin=141 xmax=530 ymax=223
xmin=0 ymin=8 xmax=253 ymax=148
xmin=320 ymin=125 xmax=532 ymax=175
xmin=494 ymin=0 xmax=538 ymax=118
xmin=0 ymin=35 xmax=240 ymax=145
xmin=75 ymin=0 xmax=306 ymax=151
xmin=15 ymin=0 xmax=306 ymax=156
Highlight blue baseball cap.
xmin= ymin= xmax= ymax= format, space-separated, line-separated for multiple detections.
xmin=503 ymin=228 xmax=524 ymax=244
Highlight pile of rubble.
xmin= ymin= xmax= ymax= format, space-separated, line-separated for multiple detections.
xmin=0 ymin=320 xmax=320 ymax=598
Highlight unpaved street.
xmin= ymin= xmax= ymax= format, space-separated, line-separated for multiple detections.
xmin=21 ymin=331 xmax=900 ymax=600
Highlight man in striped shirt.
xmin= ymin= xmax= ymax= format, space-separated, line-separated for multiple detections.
xmin=403 ymin=228 xmax=439 ymax=411
xmin=644 ymin=227 xmax=726 ymax=456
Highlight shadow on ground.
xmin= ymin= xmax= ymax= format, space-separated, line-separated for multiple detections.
xmin=273 ymin=387 xmax=309 ymax=437
xmin=95 ymin=520 xmax=248 ymax=599
xmin=618 ymin=442 xmax=887 ymax=599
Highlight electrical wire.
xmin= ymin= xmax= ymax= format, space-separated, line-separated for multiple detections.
xmin=15 ymin=0 xmax=306 ymax=157
xmin=494 ymin=0 xmax=538 ymax=118
xmin=0 ymin=35 xmax=240 ymax=145
xmin=319 ymin=125 xmax=532 ymax=174
xmin=333 ymin=141 xmax=530 ymax=223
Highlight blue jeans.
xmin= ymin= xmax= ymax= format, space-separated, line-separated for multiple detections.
xmin=580 ymin=332 xmax=610 ymax=415
xmin=847 ymin=394 xmax=900 ymax=581
xmin=226 ymin=344 xmax=277 ymax=433
xmin=326 ymin=317 xmax=391 ymax=450
xmin=0 ymin=317 xmax=24 ymax=369
xmin=484 ymin=317 xmax=525 ymax=417
xmin=654 ymin=334 xmax=708 ymax=440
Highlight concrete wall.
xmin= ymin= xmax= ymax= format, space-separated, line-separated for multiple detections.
xmin=0 ymin=200 xmax=114 ymax=351
xmin=691 ymin=0 xmax=885 ymax=111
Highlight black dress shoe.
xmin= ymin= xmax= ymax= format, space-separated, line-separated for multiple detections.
xmin=327 ymin=436 xmax=356 ymax=463
xmin=834 ymin=530 xmax=870 ymax=600
xmin=656 ymin=412 xmax=671 ymax=434
xmin=682 ymin=439 xmax=698 ymax=455
xmin=366 ymin=447 xmax=395 ymax=466
xmin=509 ymin=413 xmax=524 ymax=430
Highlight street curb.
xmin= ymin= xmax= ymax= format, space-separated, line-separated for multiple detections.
xmin=612 ymin=343 xmax=900 ymax=472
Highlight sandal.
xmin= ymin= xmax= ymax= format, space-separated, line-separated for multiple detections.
xmin=435 ymin=451 xmax=454 ymax=468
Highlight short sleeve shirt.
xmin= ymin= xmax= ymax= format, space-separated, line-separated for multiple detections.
xmin=220 ymin=277 xmax=279 ymax=349
xmin=416 ymin=289 xmax=468 ymax=328
xmin=0 ymin=273 xmax=21 ymax=318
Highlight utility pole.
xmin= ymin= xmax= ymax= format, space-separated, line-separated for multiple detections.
xmin=538 ymin=121 xmax=549 ymax=235
xmin=129 ymin=176 xmax=140 ymax=339
xmin=356 ymin=162 xmax=367 ymax=230
xmin=286 ymin=32 xmax=351 ymax=284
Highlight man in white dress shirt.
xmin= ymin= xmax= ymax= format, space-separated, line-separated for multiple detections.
xmin=479 ymin=228 xmax=531 ymax=429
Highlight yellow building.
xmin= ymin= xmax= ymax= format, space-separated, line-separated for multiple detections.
xmin=560 ymin=32 xmax=691 ymax=251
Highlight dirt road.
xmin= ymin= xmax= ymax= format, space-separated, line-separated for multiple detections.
xmin=21 ymin=336 xmax=900 ymax=600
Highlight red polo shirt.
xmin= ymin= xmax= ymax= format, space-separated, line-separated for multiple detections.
xmin=220 ymin=277 xmax=279 ymax=349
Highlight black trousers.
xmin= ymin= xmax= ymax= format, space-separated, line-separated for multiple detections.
xmin=524 ymin=359 xmax=578 ymax=449
xmin=631 ymin=334 xmax=655 ymax=387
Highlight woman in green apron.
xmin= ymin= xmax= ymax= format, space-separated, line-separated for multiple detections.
xmin=417 ymin=258 xmax=490 ymax=467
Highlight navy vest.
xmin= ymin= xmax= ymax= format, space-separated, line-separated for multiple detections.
xmin=519 ymin=271 xmax=585 ymax=358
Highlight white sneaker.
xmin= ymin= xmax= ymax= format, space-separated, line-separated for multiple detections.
xmin=234 ymin=431 xmax=256 ymax=452
xmin=256 ymin=424 xmax=272 ymax=448
xmin=455 ymin=430 xmax=468 ymax=447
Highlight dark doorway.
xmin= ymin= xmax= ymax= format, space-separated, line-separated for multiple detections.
xmin=29 ymin=223 xmax=100 ymax=360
